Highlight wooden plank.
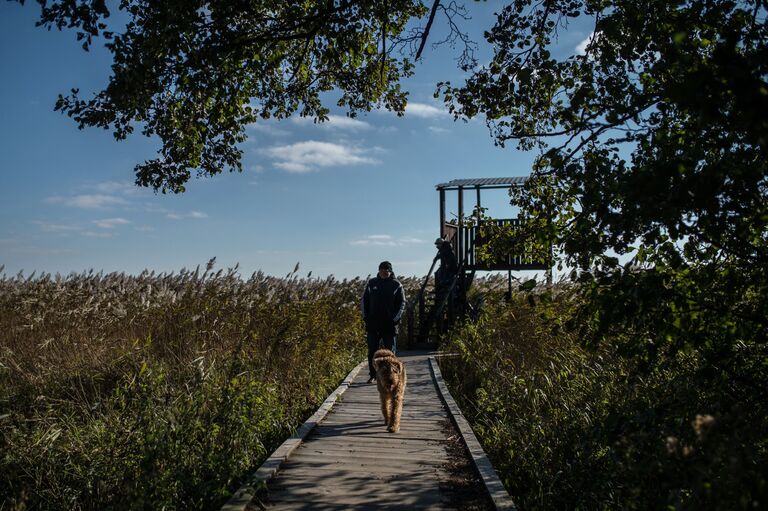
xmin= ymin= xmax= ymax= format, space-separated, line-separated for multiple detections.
xmin=278 ymin=461 xmax=437 ymax=476
xmin=291 ymin=442 xmax=445 ymax=455
xmin=319 ymin=415 xmax=445 ymax=425
xmin=289 ymin=450 xmax=446 ymax=463
xmin=256 ymin=501 xmax=447 ymax=511
xmin=327 ymin=407 xmax=446 ymax=416
xmin=295 ymin=441 xmax=446 ymax=456
xmin=312 ymin=429 xmax=447 ymax=441
xmin=314 ymin=422 xmax=446 ymax=434
xmin=261 ymin=494 xmax=447 ymax=510
xmin=286 ymin=452 xmax=445 ymax=468
xmin=269 ymin=472 xmax=442 ymax=488
xmin=265 ymin=484 xmax=445 ymax=504
xmin=287 ymin=448 xmax=446 ymax=461
xmin=330 ymin=405 xmax=444 ymax=413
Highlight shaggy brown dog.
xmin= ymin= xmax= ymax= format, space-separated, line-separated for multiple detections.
xmin=372 ymin=349 xmax=407 ymax=433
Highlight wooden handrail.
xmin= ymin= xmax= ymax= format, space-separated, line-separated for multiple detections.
xmin=407 ymin=256 xmax=437 ymax=313
xmin=432 ymin=266 xmax=462 ymax=322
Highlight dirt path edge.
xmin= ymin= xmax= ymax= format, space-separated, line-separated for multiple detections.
xmin=429 ymin=355 xmax=518 ymax=511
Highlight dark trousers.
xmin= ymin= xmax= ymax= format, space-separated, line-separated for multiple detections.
xmin=367 ymin=330 xmax=396 ymax=378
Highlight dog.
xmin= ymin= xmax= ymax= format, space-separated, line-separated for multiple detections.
xmin=372 ymin=348 xmax=407 ymax=433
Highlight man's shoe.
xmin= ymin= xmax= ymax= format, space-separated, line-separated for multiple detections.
xmin=367 ymin=376 xmax=376 ymax=383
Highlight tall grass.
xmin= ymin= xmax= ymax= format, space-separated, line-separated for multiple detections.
xmin=440 ymin=288 xmax=768 ymax=510
xmin=0 ymin=263 xmax=376 ymax=510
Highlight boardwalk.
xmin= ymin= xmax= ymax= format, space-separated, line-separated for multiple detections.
xmin=246 ymin=352 xmax=492 ymax=510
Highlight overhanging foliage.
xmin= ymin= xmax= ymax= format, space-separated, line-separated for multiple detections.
xmin=439 ymin=0 xmax=767 ymax=359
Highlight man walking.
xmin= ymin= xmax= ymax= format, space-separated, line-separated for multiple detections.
xmin=361 ymin=261 xmax=406 ymax=383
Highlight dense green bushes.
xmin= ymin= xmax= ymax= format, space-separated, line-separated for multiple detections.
xmin=440 ymin=288 xmax=767 ymax=510
xmin=0 ymin=265 xmax=368 ymax=510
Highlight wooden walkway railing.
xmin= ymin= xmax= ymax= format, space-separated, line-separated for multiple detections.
xmin=223 ymin=352 xmax=515 ymax=510
xmin=444 ymin=219 xmax=549 ymax=272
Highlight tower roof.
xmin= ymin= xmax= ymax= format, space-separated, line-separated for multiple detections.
xmin=435 ymin=177 xmax=529 ymax=190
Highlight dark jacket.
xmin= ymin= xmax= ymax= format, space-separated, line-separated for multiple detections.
xmin=434 ymin=242 xmax=458 ymax=285
xmin=361 ymin=276 xmax=406 ymax=334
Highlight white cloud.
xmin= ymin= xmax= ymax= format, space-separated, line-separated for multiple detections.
xmin=406 ymin=102 xmax=445 ymax=118
xmin=428 ymin=126 xmax=449 ymax=134
xmin=92 ymin=181 xmax=142 ymax=196
xmin=245 ymin=122 xmax=291 ymax=137
xmin=275 ymin=161 xmax=312 ymax=173
xmin=264 ymin=140 xmax=378 ymax=173
xmin=575 ymin=31 xmax=600 ymax=55
xmin=81 ymin=230 xmax=115 ymax=238
xmin=45 ymin=182 xmax=145 ymax=217
xmin=350 ymin=239 xmax=392 ymax=246
xmin=93 ymin=218 xmax=130 ymax=229
xmin=47 ymin=194 xmax=129 ymax=209
xmin=167 ymin=211 xmax=208 ymax=220
xmin=292 ymin=115 xmax=371 ymax=130
xmin=33 ymin=221 xmax=82 ymax=232
xmin=350 ymin=234 xmax=425 ymax=246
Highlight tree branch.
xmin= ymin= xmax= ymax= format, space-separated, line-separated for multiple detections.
xmin=415 ymin=0 xmax=441 ymax=60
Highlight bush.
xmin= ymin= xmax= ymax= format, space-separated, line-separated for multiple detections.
xmin=440 ymin=287 xmax=768 ymax=510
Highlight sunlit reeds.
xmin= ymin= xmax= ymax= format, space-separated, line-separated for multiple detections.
xmin=0 ymin=263 xmax=375 ymax=510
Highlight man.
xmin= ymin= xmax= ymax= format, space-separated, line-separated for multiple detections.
xmin=433 ymin=237 xmax=458 ymax=287
xmin=361 ymin=261 xmax=406 ymax=383
xmin=430 ymin=238 xmax=459 ymax=335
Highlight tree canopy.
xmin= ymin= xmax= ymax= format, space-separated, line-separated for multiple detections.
xmin=439 ymin=0 xmax=767 ymax=361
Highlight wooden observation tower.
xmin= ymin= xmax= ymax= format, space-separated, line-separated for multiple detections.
xmin=406 ymin=176 xmax=552 ymax=346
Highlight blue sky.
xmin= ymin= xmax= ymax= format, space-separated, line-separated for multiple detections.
xmin=0 ymin=2 xmax=593 ymax=279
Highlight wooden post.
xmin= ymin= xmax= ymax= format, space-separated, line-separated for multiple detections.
xmin=474 ymin=186 xmax=481 ymax=268
xmin=439 ymin=188 xmax=446 ymax=239
xmin=457 ymin=186 xmax=465 ymax=323
xmin=475 ymin=186 xmax=481 ymax=224
xmin=457 ymin=186 xmax=464 ymax=265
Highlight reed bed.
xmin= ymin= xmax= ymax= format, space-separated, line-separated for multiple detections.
xmin=0 ymin=263 xmax=384 ymax=510
xmin=439 ymin=288 xmax=768 ymax=510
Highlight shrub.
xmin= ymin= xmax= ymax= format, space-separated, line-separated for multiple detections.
xmin=440 ymin=287 xmax=768 ymax=510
